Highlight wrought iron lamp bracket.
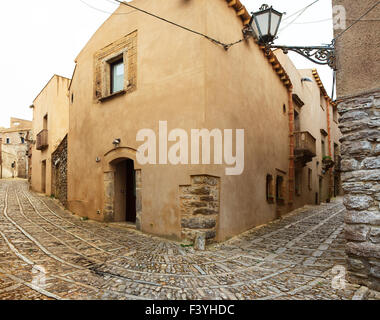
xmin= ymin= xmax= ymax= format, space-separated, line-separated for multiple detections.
xmin=267 ymin=44 xmax=336 ymax=70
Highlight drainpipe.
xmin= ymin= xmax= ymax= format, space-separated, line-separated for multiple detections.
xmin=326 ymin=99 xmax=333 ymax=199
xmin=288 ymin=88 xmax=295 ymax=207
xmin=0 ymin=138 xmax=2 ymax=179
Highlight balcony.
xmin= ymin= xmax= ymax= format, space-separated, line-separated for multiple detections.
xmin=294 ymin=131 xmax=316 ymax=164
xmin=36 ymin=129 xmax=48 ymax=151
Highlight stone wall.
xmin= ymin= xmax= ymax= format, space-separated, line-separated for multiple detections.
xmin=51 ymin=135 xmax=68 ymax=207
xmin=180 ymin=175 xmax=220 ymax=244
xmin=338 ymin=89 xmax=380 ymax=291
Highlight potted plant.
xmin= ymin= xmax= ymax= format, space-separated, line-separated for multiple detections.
xmin=322 ymin=156 xmax=335 ymax=169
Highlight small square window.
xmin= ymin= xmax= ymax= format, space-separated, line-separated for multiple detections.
xmin=110 ymin=58 xmax=124 ymax=94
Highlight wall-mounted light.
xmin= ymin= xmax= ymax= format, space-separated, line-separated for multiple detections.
xmin=301 ymin=77 xmax=313 ymax=83
xmin=248 ymin=4 xmax=336 ymax=69
xmin=113 ymin=138 xmax=121 ymax=148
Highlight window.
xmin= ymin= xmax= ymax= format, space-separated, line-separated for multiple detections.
xmin=43 ymin=114 xmax=48 ymax=130
xmin=276 ymin=176 xmax=285 ymax=204
xmin=294 ymin=110 xmax=300 ymax=132
xmin=21 ymin=137 xmax=25 ymax=144
xmin=308 ymin=168 xmax=312 ymax=190
xmin=283 ymin=104 xmax=286 ymax=114
xmin=94 ymin=31 xmax=137 ymax=101
xmin=320 ymin=93 xmax=325 ymax=110
xmin=333 ymin=107 xmax=338 ymax=123
xmin=295 ymin=169 xmax=302 ymax=196
xmin=110 ymin=58 xmax=124 ymax=94
xmin=266 ymin=175 xmax=274 ymax=203
xmin=6 ymin=138 xmax=10 ymax=144
xmin=321 ymin=138 xmax=326 ymax=158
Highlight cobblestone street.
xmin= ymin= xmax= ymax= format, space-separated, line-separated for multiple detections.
xmin=0 ymin=180 xmax=377 ymax=300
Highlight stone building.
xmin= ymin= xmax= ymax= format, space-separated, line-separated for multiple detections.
xmin=30 ymin=75 xmax=70 ymax=206
xmin=332 ymin=0 xmax=380 ymax=290
xmin=64 ymin=0 xmax=341 ymax=243
xmin=0 ymin=118 xmax=32 ymax=179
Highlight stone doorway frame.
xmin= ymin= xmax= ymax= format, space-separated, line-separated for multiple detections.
xmin=102 ymin=147 xmax=142 ymax=230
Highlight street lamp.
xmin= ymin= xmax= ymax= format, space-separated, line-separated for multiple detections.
xmin=248 ymin=4 xmax=336 ymax=69
xmin=249 ymin=4 xmax=283 ymax=45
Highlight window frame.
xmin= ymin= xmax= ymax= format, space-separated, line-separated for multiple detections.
xmin=98 ymin=49 xmax=129 ymax=101
xmin=276 ymin=175 xmax=285 ymax=204
xmin=110 ymin=57 xmax=125 ymax=95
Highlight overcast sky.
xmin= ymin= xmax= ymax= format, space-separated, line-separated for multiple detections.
xmin=0 ymin=0 xmax=334 ymax=127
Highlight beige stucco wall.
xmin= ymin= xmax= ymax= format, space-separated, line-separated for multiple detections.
xmin=68 ymin=0 xmax=293 ymax=241
xmin=202 ymin=0 xmax=290 ymax=240
xmin=31 ymin=75 xmax=70 ymax=195
xmin=333 ymin=0 xmax=380 ymax=97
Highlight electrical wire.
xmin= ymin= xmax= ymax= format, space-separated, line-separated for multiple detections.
xmin=278 ymin=0 xmax=320 ymax=33
xmin=294 ymin=18 xmax=332 ymax=24
xmin=293 ymin=17 xmax=380 ymax=25
xmin=282 ymin=0 xmax=320 ymax=22
xmin=79 ymin=0 xmax=137 ymax=15
xmin=112 ymin=0 xmax=245 ymax=50
xmin=333 ymin=1 xmax=380 ymax=41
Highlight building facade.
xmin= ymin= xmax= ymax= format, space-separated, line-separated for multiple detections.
xmin=0 ymin=118 xmax=32 ymax=179
xmin=333 ymin=0 xmax=380 ymax=291
xmin=275 ymin=50 xmax=343 ymax=209
xmin=30 ymin=75 xmax=70 ymax=204
xmin=63 ymin=0 xmax=339 ymax=243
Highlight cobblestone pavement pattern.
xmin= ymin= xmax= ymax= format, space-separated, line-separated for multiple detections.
xmin=0 ymin=180 xmax=378 ymax=300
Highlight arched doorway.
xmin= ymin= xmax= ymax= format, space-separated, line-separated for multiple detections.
xmin=113 ymin=158 xmax=136 ymax=223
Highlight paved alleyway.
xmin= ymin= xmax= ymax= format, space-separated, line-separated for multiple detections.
xmin=0 ymin=180 xmax=376 ymax=300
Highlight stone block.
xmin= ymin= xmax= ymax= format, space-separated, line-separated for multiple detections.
xmin=345 ymin=224 xmax=370 ymax=242
xmin=341 ymin=159 xmax=359 ymax=172
xmin=194 ymin=232 xmax=206 ymax=251
xmin=345 ymin=210 xmax=380 ymax=225
xmin=181 ymin=217 xmax=216 ymax=229
xmin=347 ymin=257 xmax=367 ymax=272
xmin=344 ymin=194 xmax=374 ymax=210
xmin=193 ymin=208 xmax=217 ymax=215
xmin=342 ymin=169 xmax=380 ymax=183
xmin=361 ymin=157 xmax=380 ymax=170
xmin=369 ymin=227 xmax=380 ymax=244
xmin=190 ymin=186 xmax=210 ymax=195
xmin=346 ymin=242 xmax=380 ymax=259
xmin=341 ymin=141 xmax=372 ymax=157
xmin=340 ymin=110 xmax=369 ymax=122
xmin=342 ymin=182 xmax=375 ymax=195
